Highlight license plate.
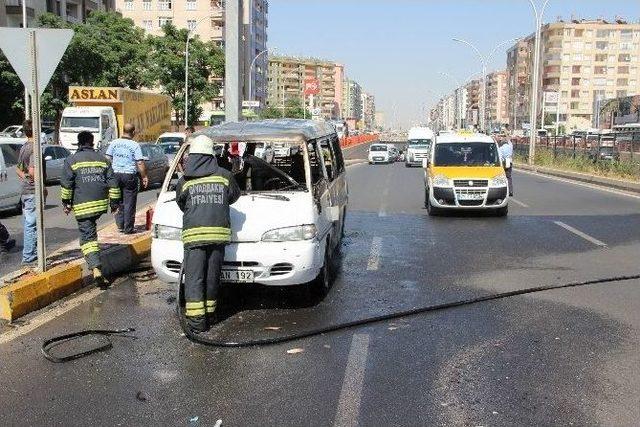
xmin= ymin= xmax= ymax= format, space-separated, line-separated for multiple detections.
xmin=457 ymin=193 xmax=484 ymax=201
xmin=221 ymin=269 xmax=254 ymax=283
xmin=374 ymin=157 xmax=383 ymax=161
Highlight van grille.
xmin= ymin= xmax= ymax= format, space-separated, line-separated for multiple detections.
xmin=454 ymin=180 xmax=488 ymax=187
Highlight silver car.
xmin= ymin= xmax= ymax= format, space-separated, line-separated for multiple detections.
xmin=0 ymin=140 xmax=24 ymax=212
xmin=42 ymin=144 xmax=71 ymax=183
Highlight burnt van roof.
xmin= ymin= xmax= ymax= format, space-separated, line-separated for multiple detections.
xmin=199 ymin=119 xmax=337 ymax=143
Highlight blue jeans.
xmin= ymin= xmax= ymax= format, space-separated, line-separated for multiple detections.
xmin=21 ymin=195 xmax=37 ymax=263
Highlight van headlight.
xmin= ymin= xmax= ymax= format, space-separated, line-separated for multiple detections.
xmin=262 ymin=225 xmax=317 ymax=242
xmin=432 ymin=174 xmax=451 ymax=187
xmin=153 ymin=224 xmax=182 ymax=240
xmin=490 ymin=174 xmax=508 ymax=187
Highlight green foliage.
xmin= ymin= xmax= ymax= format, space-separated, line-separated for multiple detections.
xmin=517 ymin=147 xmax=640 ymax=180
xmin=146 ymin=24 xmax=224 ymax=126
xmin=0 ymin=12 xmax=223 ymax=129
xmin=259 ymin=98 xmax=313 ymax=120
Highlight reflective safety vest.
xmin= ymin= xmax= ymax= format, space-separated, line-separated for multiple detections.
xmin=60 ymin=147 xmax=121 ymax=220
xmin=176 ymin=154 xmax=241 ymax=248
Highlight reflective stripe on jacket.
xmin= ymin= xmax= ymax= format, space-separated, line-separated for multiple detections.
xmin=60 ymin=147 xmax=120 ymax=220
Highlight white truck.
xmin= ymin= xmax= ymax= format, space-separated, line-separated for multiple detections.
xmin=59 ymin=86 xmax=171 ymax=152
xmin=405 ymin=127 xmax=434 ymax=167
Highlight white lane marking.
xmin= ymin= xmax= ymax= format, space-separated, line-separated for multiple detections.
xmin=554 ymin=221 xmax=608 ymax=248
xmin=333 ymin=334 xmax=371 ymax=427
xmin=516 ymin=168 xmax=640 ymax=201
xmin=378 ymin=211 xmax=387 ymax=217
xmin=367 ymin=237 xmax=382 ymax=271
xmin=0 ymin=287 xmax=103 ymax=344
xmin=509 ymin=197 xmax=529 ymax=208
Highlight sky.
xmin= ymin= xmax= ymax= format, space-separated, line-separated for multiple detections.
xmin=268 ymin=0 xmax=640 ymax=129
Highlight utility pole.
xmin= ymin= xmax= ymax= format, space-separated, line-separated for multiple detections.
xmin=225 ymin=0 xmax=242 ymax=122
xmin=22 ymin=0 xmax=29 ymax=119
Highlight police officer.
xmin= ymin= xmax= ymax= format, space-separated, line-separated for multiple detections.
xmin=61 ymin=131 xmax=121 ymax=288
xmin=176 ymin=135 xmax=240 ymax=333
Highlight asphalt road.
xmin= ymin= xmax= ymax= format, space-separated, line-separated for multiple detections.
xmin=2 ymin=141 xmax=640 ymax=426
xmin=0 ymin=183 xmax=160 ymax=276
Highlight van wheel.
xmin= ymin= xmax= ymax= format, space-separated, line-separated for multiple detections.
xmin=405 ymin=163 xmax=410 ymax=168
xmin=427 ymin=196 xmax=443 ymax=217
xmin=311 ymin=244 xmax=333 ymax=296
xmin=424 ymin=187 xmax=429 ymax=209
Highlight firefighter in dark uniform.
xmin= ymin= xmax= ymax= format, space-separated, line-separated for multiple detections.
xmin=176 ymin=135 xmax=240 ymax=333
xmin=61 ymin=131 xmax=121 ymax=289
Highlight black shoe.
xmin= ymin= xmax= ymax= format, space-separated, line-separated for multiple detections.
xmin=186 ymin=315 xmax=208 ymax=333
xmin=93 ymin=268 xmax=110 ymax=290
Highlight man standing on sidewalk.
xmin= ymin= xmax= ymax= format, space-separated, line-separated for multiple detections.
xmin=16 ymin=120 xmax=46 ymax=266
xmin=105 ymin=123 xmax=148 ymax=234
xmin=61 ymin=131 xmax=121 ymax=288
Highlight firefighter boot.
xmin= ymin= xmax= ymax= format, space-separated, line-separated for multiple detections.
xmin=93 ymin=268 xmax=110 ymax=290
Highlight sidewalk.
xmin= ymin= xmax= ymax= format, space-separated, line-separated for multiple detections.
xmin=0 ymin=206 xmax=154 ymax=322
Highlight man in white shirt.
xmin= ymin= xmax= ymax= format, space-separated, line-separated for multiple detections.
xmin=499 ymin=125 xmax=514 ymax=196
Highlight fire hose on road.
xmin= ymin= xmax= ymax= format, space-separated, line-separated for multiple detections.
xmin=42 ymin=269 xmax=640 ymax=361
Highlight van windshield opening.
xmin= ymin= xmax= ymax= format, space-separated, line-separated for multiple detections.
xmin=434 ymin=142 xmax=500 ymax=167
xmin=169 ymin=141 xmax=309 ymax=193
xmin=60 ymin=117 xmax=99 ymax=130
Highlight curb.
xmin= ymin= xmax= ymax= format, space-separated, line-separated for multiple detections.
xmin=515 ymin=163 xmax=640 ymax=194
xmin=345 ymin=159 xmax=368 ymax=166
xmin=0 ymin=234 xmax=151 ymax=322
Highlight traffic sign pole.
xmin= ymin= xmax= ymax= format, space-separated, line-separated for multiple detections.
xmin=29 ymin=30 xmax=47 ymax=272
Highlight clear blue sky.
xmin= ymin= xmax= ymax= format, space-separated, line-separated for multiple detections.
xmin=268 ymin=0 xmax=640 ymax=128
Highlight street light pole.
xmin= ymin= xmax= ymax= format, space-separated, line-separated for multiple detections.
xmin=248 ymin=48 xmax=275 ymax=104
xmin=453 ymin=38 xmax=520 ymax=133
xmin=526 ymin=0 xmax=550 ymax=165
xmin=184 ymin=15 xmax=211 ymax=129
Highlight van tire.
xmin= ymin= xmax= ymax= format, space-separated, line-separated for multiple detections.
xmin=495 ymin=205 xmax=509 ymax=217
xmin=427 ymin=196 xmax=443 ymax=217
xmin=311 ymin=244 xmax=333 ymax=296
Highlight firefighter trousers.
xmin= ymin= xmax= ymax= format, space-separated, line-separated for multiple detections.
xmin=78 ymin=216 xmax=101 ymax=270
xmin=183 ymin=244 xmax=225 ymax=320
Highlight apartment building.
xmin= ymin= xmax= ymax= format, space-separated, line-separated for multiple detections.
xmin=361 ymin=92 xmax=376 ymax=131
xmin=485 ymin=70 xmax=509 ymax=130
xmin=267 ymin=56 xmax=339 ymax=119
xmin=0 ymin=0 xmax=115 ymax=27
xmin=342 ymin=78 xmax=362 ymax=121
xmin=508 ymin=19 xmax=640 ymax=131
xmin=465 ymin=78 xmax=481 ymax=126
xmin=333 ymin=63 xmax=344 ymax=119
xmin=116 ymin=0 xmax=269 ymax=119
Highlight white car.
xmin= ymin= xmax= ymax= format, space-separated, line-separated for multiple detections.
xmin=151 ymin=120 xmax=348 ymax=293
xmin=368 ymin=143 xmax=391 ymax=164
xmin=156 ymin=132 xmax=186 ymax=145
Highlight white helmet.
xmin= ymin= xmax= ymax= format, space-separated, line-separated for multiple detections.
xmin=189 ymin=134 xmax=214 ymax=156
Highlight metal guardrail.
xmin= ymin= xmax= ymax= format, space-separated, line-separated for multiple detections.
xmin=508 ymin=132 xmax=640 ymax=179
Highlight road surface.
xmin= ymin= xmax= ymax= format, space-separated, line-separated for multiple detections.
xmin=1 ymin=142 xmax=640 ymax=426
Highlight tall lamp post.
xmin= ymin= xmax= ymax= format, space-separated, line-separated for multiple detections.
xmin=453 ymin=37 xmax=520 ymax=133
xmin=248 ymin=47 xmax=275 ymax=105
xmin=184 ymin=15 xmax=211 ymax=129
xmin=526 ymin=0 xmax=551 ymax=165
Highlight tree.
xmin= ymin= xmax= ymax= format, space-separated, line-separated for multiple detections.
xmin=259 ymin=97 xmax=313 ymax=120
xmin=0 ymin=53 xmax=24 ymax=129
xmin=147 ymin=24 xmax=224 ymax=126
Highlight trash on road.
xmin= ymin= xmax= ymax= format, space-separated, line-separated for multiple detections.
xmin=286 ymin=348 xmax=304 ymax=354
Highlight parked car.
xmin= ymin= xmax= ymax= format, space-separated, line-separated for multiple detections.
xmin=156 ymin=132 xmax=186 ymax=145
xmin=42 ymin=144 xmax=71 ymax=183
xmin=0 ymin=125 xmax=22 ymax=138
xmin=151 ymin=119 xmax=348 ymax=295
xmin=0 ymin=139 xmax=24 ymax=212
xmin=159 ymin=142 xmax=181 ymax=164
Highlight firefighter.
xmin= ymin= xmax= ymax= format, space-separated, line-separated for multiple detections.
xmin=176 ymin=135 xmax=240 ymax=333
xmin=61 ymin=131 xmax=121 ymax=289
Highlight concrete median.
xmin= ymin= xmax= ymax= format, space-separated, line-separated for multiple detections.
xmin=0 ymin=208 xmax=153 ymax=322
